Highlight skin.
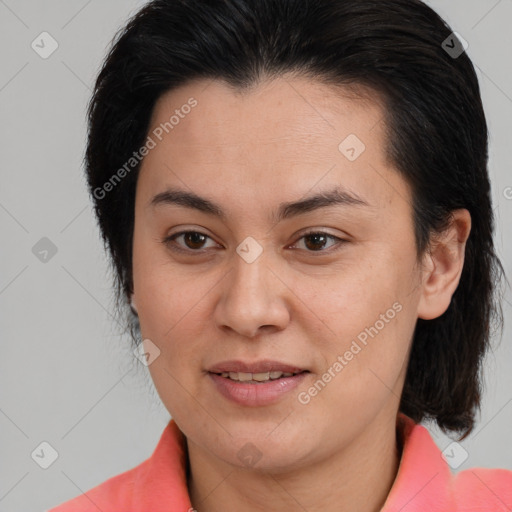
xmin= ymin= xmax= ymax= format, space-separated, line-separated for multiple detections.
xmin=131 ymin=75 xmax=471 ymax=512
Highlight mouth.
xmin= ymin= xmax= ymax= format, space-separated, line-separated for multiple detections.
xmin=207 ymin=360 xmax=309 ymax=383
xmin=210 ymin=369 xmax=309 ymax=384
xmin=207 ymin=360 xmax=310 ymax=406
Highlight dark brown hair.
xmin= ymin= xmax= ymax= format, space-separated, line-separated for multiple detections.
xmin=84 ymin=0 xmax=505 ymax=438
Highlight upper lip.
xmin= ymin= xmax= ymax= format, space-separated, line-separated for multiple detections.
xmin=208 ymin=360 xmax=308 ymax=374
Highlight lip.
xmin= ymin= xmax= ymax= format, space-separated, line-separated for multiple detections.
xmin=207 ymin=360 xmax=309 ymax=407
xmin=207 ymin=359 xmax=307 ymax=374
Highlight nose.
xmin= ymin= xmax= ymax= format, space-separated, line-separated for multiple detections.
xmin=213 ymin=245 xmax=291 ymax=339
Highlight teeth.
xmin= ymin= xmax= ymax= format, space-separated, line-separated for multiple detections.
xmin=253 ymin=372 xmax=270 ymax=381
xmin=219 ymin=371 xmax=300 ymax=382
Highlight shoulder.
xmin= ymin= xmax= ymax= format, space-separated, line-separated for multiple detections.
xmin=453 ymin=467 xmax=512 ymax=511
xmin=48 ymin=420 xmax=191 ymax=511
xmin=48 ymin=461 xmax=144 ymax=511
xmin=383 ymin=415 xmax=512 ymax=511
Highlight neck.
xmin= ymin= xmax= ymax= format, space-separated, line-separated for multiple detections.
xmin=186 ymin=411 xmax=401 ymax=512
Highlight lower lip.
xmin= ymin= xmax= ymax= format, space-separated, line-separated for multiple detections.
xmin=208 ymin=372 xmax=309 ymax=407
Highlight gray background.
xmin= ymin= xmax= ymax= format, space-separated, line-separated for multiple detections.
xmin=0 ymin=1 xmax=511 ymax=510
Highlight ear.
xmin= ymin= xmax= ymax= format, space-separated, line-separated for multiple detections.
xmin=417 ymin=209 xmax=471 ymax=320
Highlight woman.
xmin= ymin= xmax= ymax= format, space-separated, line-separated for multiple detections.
xmin=50 ymin=0 xmax=512 ymax=510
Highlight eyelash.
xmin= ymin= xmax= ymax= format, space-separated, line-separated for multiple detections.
xmin=162 ymin=230 xmax=347 ymax=256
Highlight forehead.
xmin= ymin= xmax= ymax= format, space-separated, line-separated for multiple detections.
xmin=147 ymin=76 xmax=384 ymax=149
xmin=137 ymin=76 xmax=408 ymax=215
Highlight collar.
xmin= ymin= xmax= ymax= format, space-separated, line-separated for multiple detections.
xmin=132 ymin=414 xmax=455 ymax=511
xmin=381 ymin=414 xmax=455 ymax=511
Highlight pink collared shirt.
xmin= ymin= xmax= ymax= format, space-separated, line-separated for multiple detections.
xmin=50 ymin=415 xmax=512 ymax=511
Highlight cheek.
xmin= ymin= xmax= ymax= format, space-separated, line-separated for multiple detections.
xmin=295 ymin=250 xmax=418 ymax=389
xmin=137 ymin=264 xmax=212 ymax=419
xmin=132 ymin=241 xmax=218 ymax=398
xmin=132 ymin=238 xmax=209 ymax=339
xmin=291 ymin=257 xmax=401 ymax=339
xmin=321 ymin=297 xmax=415 ymax=430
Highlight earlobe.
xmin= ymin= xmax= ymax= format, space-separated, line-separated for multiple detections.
xmin=417 ymin=209 xmax=471 ymax=320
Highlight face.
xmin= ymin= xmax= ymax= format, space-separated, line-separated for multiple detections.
xmin=131 ymin=76 xmax=426 ymax=472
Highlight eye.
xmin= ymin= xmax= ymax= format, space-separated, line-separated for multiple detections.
xmin=291 ymin=231 xmax=346 ymax=253
xmin=162 ymin=229 xmax=347 ymax=255
xmin=163 ymin=230 xmax=218 ymax=253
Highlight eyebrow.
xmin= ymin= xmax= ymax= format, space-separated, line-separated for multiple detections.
xmin=149 ymin=186 xmax=371 ymax=223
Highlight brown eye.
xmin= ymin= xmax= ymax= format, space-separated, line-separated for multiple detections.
xmin=164 ymin=231 xmax=217 ymax=253
xmin=293 ymin=231 xmax=346 ymax=254
xmin=304 ymin=233 xmax=329 ymax=251
xmin=182 ymin=232 xmax=208 ymax=249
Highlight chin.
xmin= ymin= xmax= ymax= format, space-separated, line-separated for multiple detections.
xmin=207 ymin=423 xmax=317 ymax=473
